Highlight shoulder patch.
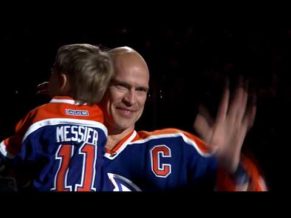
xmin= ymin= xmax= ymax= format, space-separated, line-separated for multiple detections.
xmin=65 ymin=109 xmax=89 ymax=116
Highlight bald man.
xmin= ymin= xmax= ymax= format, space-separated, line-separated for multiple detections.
xmin=99 ymin=47 xmax=267 ymax=191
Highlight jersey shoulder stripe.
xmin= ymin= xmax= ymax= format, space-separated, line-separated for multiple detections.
xmin=0 ymin=97 xmax=106 ymax=158
xmin=22 ymin=118 xmax=107 ymax=143
xmin=135 ymin=128 xmax=211 ymax=156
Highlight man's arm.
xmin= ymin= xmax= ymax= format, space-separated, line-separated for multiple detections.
xmin=193 ymin=77 xmax=267 ymax=191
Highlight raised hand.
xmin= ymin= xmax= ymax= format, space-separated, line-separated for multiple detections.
xmin=194 ymin=78 xmax=256 ymax=173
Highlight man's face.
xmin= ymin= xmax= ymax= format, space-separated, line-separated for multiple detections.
xmin=101 ymin=53 xmax=149 ymax=134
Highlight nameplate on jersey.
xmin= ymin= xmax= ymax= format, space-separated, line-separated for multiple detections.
xmin=56 ymin=126 xmax=99 ymax=145
xmin=65 ymin=109 xmax=89 ymax=116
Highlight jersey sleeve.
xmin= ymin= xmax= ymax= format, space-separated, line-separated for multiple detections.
xmin=0 ymin=110 xmax=34 ymax=159
xmin=0 ymin=110 xmax=34 ymax=190
xmin=216 ymin=155 xmax=268 ymax=191
xmin=181 ymin=130 xmax=267 ymax=191
xmin=180 ymin=130 xmax=219 ymax=190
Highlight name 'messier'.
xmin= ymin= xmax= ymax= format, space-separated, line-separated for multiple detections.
xmin=56 ymin=125 xmax=98 ymax=145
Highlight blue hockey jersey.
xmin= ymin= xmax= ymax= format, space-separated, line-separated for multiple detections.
xmin=0 ymin=96 xmax=107 ymax=191
xmin=101 ymin=129 xmax=267 ymax=191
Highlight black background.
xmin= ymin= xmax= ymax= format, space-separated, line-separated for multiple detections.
xmin=0 ymin=10 xmax=289 ymax=191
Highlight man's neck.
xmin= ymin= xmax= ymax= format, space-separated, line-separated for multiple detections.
xmin=106 ymin=127 xmax=135 ymax=150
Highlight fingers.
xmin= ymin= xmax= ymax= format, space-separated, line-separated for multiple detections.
xmin=227 ymin=76 xmax=251 ymax=124
xmin=196 ymin=104 xmax=213 ymax=126
xmin=243 ymin=93 xmax=257 ymax=129
xmin=193 ymin=104 xmax=213 ymax=142
xmin=224 ymin=75 xmax=256 ymax=131
xmin=216 ymin=78 xmax=230 ymax=124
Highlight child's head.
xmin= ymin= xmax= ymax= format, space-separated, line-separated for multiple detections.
xmin=48 ymin=43 xmax=113 ymax=104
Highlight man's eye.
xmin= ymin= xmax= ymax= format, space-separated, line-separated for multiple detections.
xmin=115 ymin=84 xmax=127 ymax=90
xmin=136 ymin=88 xmax=148 ymax=93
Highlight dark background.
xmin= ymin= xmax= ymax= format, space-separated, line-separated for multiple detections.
xmin=0 ymin=18 xmax=289 ymax=190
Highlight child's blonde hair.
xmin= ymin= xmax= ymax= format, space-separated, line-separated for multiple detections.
xmin=52 ymin=43 xmax=113 ymax=104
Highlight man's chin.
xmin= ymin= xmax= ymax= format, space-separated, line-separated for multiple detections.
xmin=120 ymin=122 xmax=136 ymax=131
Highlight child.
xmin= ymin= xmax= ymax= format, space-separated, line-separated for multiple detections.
xmin=0 ymin=43 xmax=113 ymax=191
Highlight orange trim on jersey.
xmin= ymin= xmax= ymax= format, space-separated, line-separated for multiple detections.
xmin=216 ymin=155 xmax=268 ymax=191
xmin=240 ymin=155 xmax=268 ymax=191
xmin=105 ymin=130 xmax=136 ymax=155
xmin=104 ymin=128 xmax=211 ymax=158
xmin=2 ymin=96 xmax=104 ymax=157
xmin=33 ymin=96 xmax=104 ymax=123
xmin=4 ymin=136 xmax=22 ymax=156
xmin=138 ymin=128 xmax=210 ymax=154
xmin=182 ymin=131 xmax=210 ymax=154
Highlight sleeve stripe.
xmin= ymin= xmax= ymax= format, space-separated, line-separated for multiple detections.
xmin=131 ymin=132 xmax=212 ymax=157
xmin=0 ymin=141 xmax=15 ymax=159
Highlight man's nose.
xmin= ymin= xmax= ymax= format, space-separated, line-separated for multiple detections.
xmin=123 ymin=90 xmax=136 ymax=105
